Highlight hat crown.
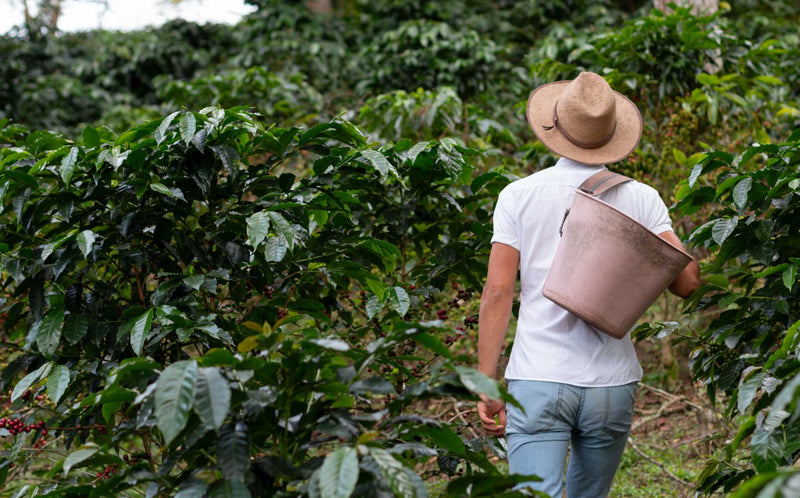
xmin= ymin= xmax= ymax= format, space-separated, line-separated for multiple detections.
xmin=555 ymin=72 xmax=617 ymax=148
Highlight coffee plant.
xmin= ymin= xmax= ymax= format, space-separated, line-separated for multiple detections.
xmin=356 ymin=20 xmax=506 ymax=100
xmin=643 ymin=130 xmax=800 ymax=496
xmin=0 ymin=110 xmax=533 ymax=496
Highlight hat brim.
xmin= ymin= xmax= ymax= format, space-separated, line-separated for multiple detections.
xmin=526 ymin=80 xmax=642 ymax=165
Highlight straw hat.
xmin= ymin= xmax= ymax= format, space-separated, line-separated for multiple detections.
xmin=526 ymin=71 xmax=642 ymax=165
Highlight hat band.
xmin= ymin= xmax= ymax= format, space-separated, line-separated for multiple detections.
xmin=543 ymin=102 xmax=617 ymax=149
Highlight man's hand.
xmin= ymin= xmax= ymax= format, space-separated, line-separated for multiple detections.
xmin=477 ymin=396 xmax=506 ymax=437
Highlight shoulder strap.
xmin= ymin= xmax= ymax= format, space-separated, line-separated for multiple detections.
xmin=578 ymin=170 xmax=633 ymax=196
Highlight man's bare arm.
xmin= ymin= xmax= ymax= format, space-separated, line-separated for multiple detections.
xmin=478 ymin=243 xmax=520 ymax=379
xmin=659 ymin=231 xmax=701 ymax=298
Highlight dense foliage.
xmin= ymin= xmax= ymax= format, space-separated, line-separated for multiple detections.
xmin=2 ymin=0 xmax=800 ymax=496
xmin=0 ymin=109 xmax=528 ymax=496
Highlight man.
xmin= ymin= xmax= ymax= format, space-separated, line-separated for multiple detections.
xmin=476 ymin=72 xmax=700 ymax=497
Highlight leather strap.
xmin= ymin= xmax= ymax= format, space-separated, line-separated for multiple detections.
xmin=578 ymin=170 xmax=632 ymax=196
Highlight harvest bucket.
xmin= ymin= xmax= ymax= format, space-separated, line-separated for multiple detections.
xmin=542 ymin=173 xmax=693 ymax=339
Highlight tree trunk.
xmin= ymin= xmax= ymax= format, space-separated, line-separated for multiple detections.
xmin=306 ymin=0 xmax=332 ymax=14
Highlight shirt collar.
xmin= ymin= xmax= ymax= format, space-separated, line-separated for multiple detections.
xmin=555 ymin=157 xmax=607 ymax=171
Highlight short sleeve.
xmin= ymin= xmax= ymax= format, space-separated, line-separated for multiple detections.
xmin=491 ymin=187 xmax=520 ymax=250
xmin=644 ymin=187 xmax=673 ymax=235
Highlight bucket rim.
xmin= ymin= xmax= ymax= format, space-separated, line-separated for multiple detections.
xmin=573 ymin=189 xmax=694 ymax=263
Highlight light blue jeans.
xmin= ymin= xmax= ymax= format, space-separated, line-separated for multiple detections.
xmin=505 ymin=380 xmax=637 ymax=498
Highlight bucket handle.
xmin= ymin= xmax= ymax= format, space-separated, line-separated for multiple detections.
xmin=559 ymin=170 xmax=634 ymax=237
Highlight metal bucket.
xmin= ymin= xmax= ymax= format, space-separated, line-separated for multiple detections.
xmin=542 ymin=190 xmax=693 ymax=339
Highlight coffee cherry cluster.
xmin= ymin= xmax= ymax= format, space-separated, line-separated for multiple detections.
xmin=96 ymin=463 xmax=119 ymax=480
xmin=0 ymin=417 xmax=46 ymax=436
xmin=463 ymin=314 xmax=478 ymax=328
xmin=444 ymin=335 xmax=459 ymax=346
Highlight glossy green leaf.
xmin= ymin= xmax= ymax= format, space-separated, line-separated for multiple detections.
xmin=63 ymin=315 xmax=90 ymax=344
xmin=782 ymin=265 xmax=796 ymax=291
xmin=246 ymin=212 xmax=270 ymax=249
xmin=179 ymin=113 xmax=197 ymax=145
xmin=209 ymin=480 xmax=252 ymax=498
xmin=361 ymin=149 xmax=394 ymax=178
xmin=387 ymin=286 xmax=410 ymax=316
xmin=319 ymin=447 xmax=359 ymax=498
xmin=130 ymin=308 xmax=154 ymax=357
xmin=267 ymin=212 xmax=294 ymax=246
xmin=76 ymin=230 xmax=97 ymax=258
xmin=454 ymin=365 xmax=500 ymax=399
xmin=175 ymin=480 xmax=209 ymax=498
xmin=711 ymin=217 xmax=739 ymax=246
xmin=36 ymin=308 xmax=64 ymax=358
xmin=47 ymin=364 xmax=71 ymax=405
xmin=62 ymin=447 xmax=98 ymax=476
xmin=194 ymin=367 xmax=230 ymax=432
xmin=218 ymin=422 xmax=250 ymax=481
xmin=264 ymin=236 xmax=288 ymax=262
xmin=11 ymin=362 xmax=52 ymax=403
xmin=150 ymin=182 xmax=186 ymax=201
xmin=365 ymin=294 xmax=384 ymax=320
xmin=369 ymin=448 xmax=420 ymax=498
xmin=155 ymin=111 xmax=180 ymax=145
xmin=732 ymin=177 xmax=752 ymax=211
xmin=60 ymin=146 xmax=78 ymax=185
xmin=155 ymin=360 xmax=198 ymax=445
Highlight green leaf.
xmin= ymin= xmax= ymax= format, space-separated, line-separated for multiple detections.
xmin=194 ymin=367 xmax=231 ymax=432
xmin=369 ymin=448 xmax=419 ymax=498
xmin=46 ymin=364 xmax=71 ymax=405
xmin=361 ymin=149 xmax=395 ymax=178
xmin=737 ymin=370 xmax=764 ymax=416
xmin=76 ymin=230 xmax=97 ymax=258
xmin=387 ymin=286 xmax=410 ymax=317
xmin=155 ymin=360 xmax=198 ymax=445
xmin=756 ymin=75 xmax=785 ymax=86
xmin=63 ymin=315 xmax=89 ymax=344
xmin=11 ymin=363 xmax=52 ymax=403
xmin=62 ymin=447 xmax=98 ymax=476
xmin=130 ymin=308 xmax=154 ymax=357
xmin=751 ymin=427 xmax=784 ymax=473
xmin=60 ymin=146 xmax=78 ymax=185
xmin=180 ymin=113 xmax=197 ymax=145
xmin=209 ymin=480 xmax=252 ymax=498
xmin=688 ymin=163 xmax=703 ymax=188
xmin=246 ymin=212 xmax=270 ymax=249
xmin=36 ymin=309 xmax=64 ymax=358
xmin=320 ymin=447 xmax=359 ymax=498
xmin=150 ymin=182 xmax=186 ymax=201
xmin=704 ymin=274 xmax=729 ymax=289
xmin=267 ymin=212 xmax=294 ymax=246
xmin=181 ymin=275 xmax=204 ymax=291
xmin=81 ymin=126 xmax=100 ymax=147
xmin=782 ymin=265 xmax=796 ymax=291
xmin=175 ymin=480 xmax=209 ymax=498
xmin=454 ymin=365 xmax=500 ymax=400
xmin=711 ymin=217 xmax=738 ymax=246
xmin=218 ymin=422 xmax=250 ymax=481
xmin=366 ymin=294 xmax=384 ymax=320
xmin=264 ymin=236 xmax=288 ymax=262
xmin=732 ymin=177 xmax=752 ymax=211
xmin=155 ymin=111 xmax=180 ymax=145
xmin=407 ymin=141 xmax=430 ymax=164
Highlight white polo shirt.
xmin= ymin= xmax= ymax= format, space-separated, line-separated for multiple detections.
xmin=491 ymin=157 xmax=673 ymax=387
